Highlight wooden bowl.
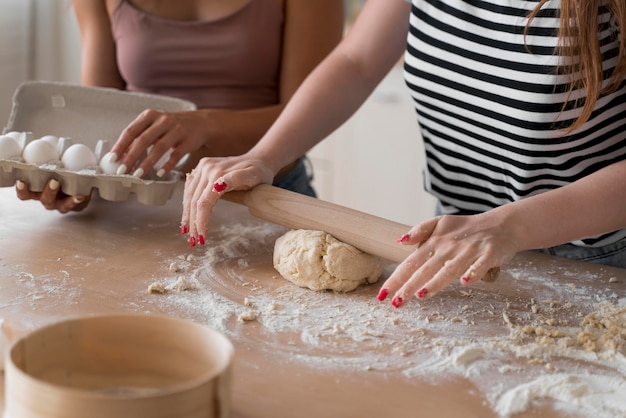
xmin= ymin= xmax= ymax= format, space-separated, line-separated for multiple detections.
xmin=4 ymin=314 xmax=233 ymax=418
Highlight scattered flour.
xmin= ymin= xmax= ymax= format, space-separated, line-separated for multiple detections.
xmin=145 ymin=222 xmax=626 ymax=418
xmin=7 ymin=221 xmax=624 ymax=418
xmin=495 ymin=374 xmax=626 ymax=417
xmin=131 ymin=222 xmax=626 ymax=417
xmin=4 ymin=270 xmax=82 ymax=310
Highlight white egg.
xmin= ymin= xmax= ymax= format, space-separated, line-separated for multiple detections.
xmin=22 ymin=139 xmax=59 ymax=165
xmin=39 ymin=135 xmax=60 ymax=147
xmin=0 ymin=135 xmax=22 ymax=160
xmin=98 ymin=152 xmax=121 ymax=175
xmin=4 ymin=131 xmax=23 ymax=141
xmin=61 ymin=143 xmax=98 ymax=171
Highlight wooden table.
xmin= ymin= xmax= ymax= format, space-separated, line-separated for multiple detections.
xmin=1 ymin=183 xmax=624 ymax=418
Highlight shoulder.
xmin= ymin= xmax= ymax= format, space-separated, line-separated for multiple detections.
xmin=71 ymin=0 xmax=120 ymax=20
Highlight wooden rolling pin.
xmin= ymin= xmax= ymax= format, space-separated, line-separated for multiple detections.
xmin=223 ymin=184 xmax=414 ymax=263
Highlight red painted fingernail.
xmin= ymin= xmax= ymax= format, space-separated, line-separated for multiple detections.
xmin=377 ymin=288 xmax=389 ymax=301
xmin=189 ymin=236 xmax=196 ymax=247
xmin=198 ymin=234 xmax=205 ymax=245
xmin=181 ymin=224 xmax=189 ymax=234
xmin=397 ymin=234 xmax=410 ymax=243
xmin=391 ymin=296 xmax=403 ymax=308
xmin=213 ymin=181 xmax=227 ymax=192
xmin=461 ymin=276 xmax=471 ymax=284
xmin=417 ymin=288 xmax=428 ymax=299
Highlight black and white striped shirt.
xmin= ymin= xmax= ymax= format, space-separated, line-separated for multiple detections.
xmin=404 ymin=0 xmax=626 ymax=247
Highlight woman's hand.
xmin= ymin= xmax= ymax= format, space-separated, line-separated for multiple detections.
xmin=378 ymin=212 xmax=520 ymax=307
xmin=181 ymin=154 xmax=275 ymax=246
xmin=110 ymin=109 xmax=209 ymax=179
xmin=15 ymin=179 xmax=91 ymax=213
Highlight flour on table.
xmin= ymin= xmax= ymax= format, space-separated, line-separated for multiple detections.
xmin=128 ymin=222 xmax=626 ymax=418
xmin=273 ymin=229 xmax=383 ymax=292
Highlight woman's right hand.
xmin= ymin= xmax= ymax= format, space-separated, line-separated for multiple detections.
xmin=109 ymin=109 xmax=211 ymax=179
xmin=181 ymin=154 xmax=275 ymax=246
xmin=15 ymin=179 xmax=91 ymax=213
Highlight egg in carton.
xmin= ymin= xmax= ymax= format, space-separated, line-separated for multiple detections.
xmin=0 ymin=81 xmax=197 ymax=205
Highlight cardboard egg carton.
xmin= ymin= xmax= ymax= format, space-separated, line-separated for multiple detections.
xmin=0 ymin=81 xmax=196 ymax=205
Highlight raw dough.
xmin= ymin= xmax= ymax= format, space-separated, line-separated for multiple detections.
xmin=273 ymin=229 xmax=383 ymax=292
xmin=148 ymin=276 xmax=196 ymax=294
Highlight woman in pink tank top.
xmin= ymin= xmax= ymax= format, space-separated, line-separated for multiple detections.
xmin=17 ymin=0 xmax=343 ymax=212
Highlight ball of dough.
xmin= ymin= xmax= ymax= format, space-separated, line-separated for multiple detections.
xmin=273 ymin=229 xmax=383 ymax=292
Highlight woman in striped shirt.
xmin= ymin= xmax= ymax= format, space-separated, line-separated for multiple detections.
xmin=183 ymin=0 xmax=626 ymax=306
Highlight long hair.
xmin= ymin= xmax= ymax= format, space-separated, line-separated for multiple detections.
xmin=529 ymin=0 xmax=626 ymax=133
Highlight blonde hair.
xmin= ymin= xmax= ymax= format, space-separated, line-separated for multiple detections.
xmin=529 ymin=0 xmax=626 ymax=133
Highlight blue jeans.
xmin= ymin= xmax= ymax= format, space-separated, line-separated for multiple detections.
xmin=535 ymin=240 xmax=626 ymax=269
xmin=272 ymin=156 xmax=317 ymax=198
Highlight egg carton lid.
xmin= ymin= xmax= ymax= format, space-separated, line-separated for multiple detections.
xmin=1 ymin=81 xmax=197 ymax=205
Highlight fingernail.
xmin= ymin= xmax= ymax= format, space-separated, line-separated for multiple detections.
xmin=417 ymin=288 xmax=428 ymax=299
xmin=73 ymin=196 xmax=84 ymax=204
xmin=156 ymin=168 xmax=166 ymax=178
xmin=116 ymin=164 xmax=128 ymax=175
xmin=189 ymin=236 xmax=196 ymax=247
xmin=181 ymin=224 xmax=189 ymax=234
xmin=132 ymin=168 xmax=144 ymax=178
xmin=108 ymin=153 xmax=118 ymax=163
xmin=397 ymin=234 xmax=410 ymax=243
xmin=377 ymin=288 xmax=389 ymax=301
xmin=49 ymin=179 xmax=59 ymax=191
xmin=461 ymin=276 xmax=471 ymax=284
xmin=391 ymin=295 xmax=403 ymax=308
xmin=15 ymin=180 xmax=25 ymax=190
xmin=198 ymin=235 xmax=205 ymax=245
xmin=213 ymin=181 xmax=227 ymax=192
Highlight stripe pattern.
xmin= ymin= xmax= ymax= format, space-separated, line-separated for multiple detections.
xmin=404 ymin=0 xmax=626 ymax=247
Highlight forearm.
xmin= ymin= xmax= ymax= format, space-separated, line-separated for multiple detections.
xmin=249 ymin=56 xmax=382 ymax=174
xmin=246 ymin=0 xmax=411 ymax=175
xmin=73 ymin=0 xmax=125 ymax=89
xmin=492 ymin=159 xmax=626 ymax=250
xmin=195 ymin=105 xmax=284 ymax=158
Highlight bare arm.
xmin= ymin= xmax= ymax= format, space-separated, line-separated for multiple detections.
xmin=496 ymin=159 xmax=626 ymax=251
xmin=180 ymin=0 xmax=347 ymax=160
xmin=72 ymin=0 xmax=125 ymax=88
xmin=111 ymin=0 xmax=346 ymax=177
xmin=183 ymin=0 xmax=412 ymax=241
xmin=381 ymin=158 xmax=626 ymax=306
xmin=250 ymin=0 xmax=412 ymax=173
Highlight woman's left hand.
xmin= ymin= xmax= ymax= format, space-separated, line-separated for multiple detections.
xmin=15 ymin=179 xmax=91 ymax=213
xmin=181 ymin=153 xmax=276 ymax=246
xmin=378 ymin=212 xmax=520 ymax=307
xmin=110 ymin=109 xmax=208 ymax=178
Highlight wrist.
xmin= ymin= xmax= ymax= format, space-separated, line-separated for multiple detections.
xmin=198 ymin=109 xmax=224 ymax=154
xmin=484 ymin=203 xmax=530 ymax=253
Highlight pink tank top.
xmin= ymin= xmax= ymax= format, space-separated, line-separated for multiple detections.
xmin=111 ymin=0 xmax=284 ymax=109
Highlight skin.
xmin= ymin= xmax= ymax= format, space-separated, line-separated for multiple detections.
xmin=16 ymin=0 xmax=344 ymax=212
xmin=182 ymin=0 xmax=626 ymax=305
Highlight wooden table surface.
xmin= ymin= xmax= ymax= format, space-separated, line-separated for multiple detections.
xmin=0 ymin=182 xmax=625 ymax=418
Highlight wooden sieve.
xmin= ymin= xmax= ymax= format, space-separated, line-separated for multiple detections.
xmin=4 ymin=314 xmax=233 ymax=418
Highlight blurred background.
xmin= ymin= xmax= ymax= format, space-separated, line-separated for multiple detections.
xmin=0 ymin=1 xmax=80 ymax=124
xmin=0 ymin=0 xmax=436 ymax=224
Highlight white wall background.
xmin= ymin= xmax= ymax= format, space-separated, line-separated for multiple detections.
xmin=0 ymin=1 xmax=436 ymax=225
xmin=0 ymin=0 xmax=80 ymax=126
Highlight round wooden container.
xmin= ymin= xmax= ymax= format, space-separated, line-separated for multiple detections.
xmin=4 ymin=314 xmax=233 ymax=418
